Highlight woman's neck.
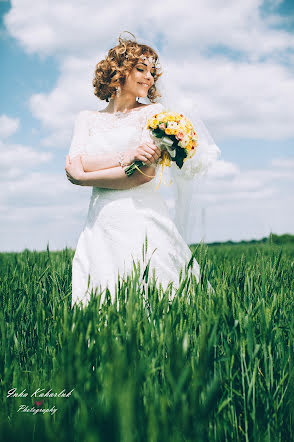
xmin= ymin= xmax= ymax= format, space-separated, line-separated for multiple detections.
xmin=105 ymin=96 xmax=143 ymax=113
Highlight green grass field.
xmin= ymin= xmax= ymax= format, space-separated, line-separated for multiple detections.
xmin=0 ymin=235 xmax=293 ymax=441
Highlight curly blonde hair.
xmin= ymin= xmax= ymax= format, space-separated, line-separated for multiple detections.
xmin=93 ymin=32 xmax=163 ymax=103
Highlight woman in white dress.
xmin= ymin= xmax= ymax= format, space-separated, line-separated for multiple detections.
xmin=65 ymin=33 xmax=220 ymax=308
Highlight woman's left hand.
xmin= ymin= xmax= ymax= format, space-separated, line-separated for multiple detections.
xmin=65 ymin=154 xmax=85 ymax=185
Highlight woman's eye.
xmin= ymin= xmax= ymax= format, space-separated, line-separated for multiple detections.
xmin=137 ymin=67 xmax=156 ymax=77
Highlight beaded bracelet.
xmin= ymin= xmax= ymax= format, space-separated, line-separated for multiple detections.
xmin=118 ymin=151 xmax=128 ymax=168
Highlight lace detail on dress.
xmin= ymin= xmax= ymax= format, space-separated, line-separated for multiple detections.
xmin=68 ymin=103 xmax=164 ymax=160
xmin=86 ymin=103 xmax=164 ymax=132
xmin=68 ymin=110 xmax=89 ymax=159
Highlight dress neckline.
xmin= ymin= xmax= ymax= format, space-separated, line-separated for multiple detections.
xmin=95 ymin=103 xmax=158 ymax=117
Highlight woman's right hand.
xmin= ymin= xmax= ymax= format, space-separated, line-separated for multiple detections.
xmin=127 ymin=143 xmax=162 ymax=166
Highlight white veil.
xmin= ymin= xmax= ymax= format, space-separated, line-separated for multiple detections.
xmin=121 ymin=31 xmax=221 ymax=244
xmin=148 ymin=61 xmax=221 ymax=244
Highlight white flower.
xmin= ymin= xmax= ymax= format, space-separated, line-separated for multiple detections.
xmin=167 ymin=121 xmax=178 ymax=130
xmin=178 ymin=135 xmax=190 ymax=148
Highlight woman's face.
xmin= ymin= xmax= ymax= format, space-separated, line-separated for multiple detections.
xmin=122 ymin=58 xmax=156 ymax=98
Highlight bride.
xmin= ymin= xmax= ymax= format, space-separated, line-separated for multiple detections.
xmin=65 ymin=32 xmax=221 ymax=308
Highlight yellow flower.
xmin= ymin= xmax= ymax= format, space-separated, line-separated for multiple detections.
xmin=150 ymin=119 xmax=158 ymax=129
xmin=165 ymin=128 xmax=173 ymax=135
xmin=157 ymin=113 xmax=166 ymax=120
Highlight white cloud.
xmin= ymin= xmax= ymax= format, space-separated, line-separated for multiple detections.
xmin=4 ymin=0 xmax=294 ymax=62
xmin=26 ymin=52 xmax=294 ymax=148
xmin=207 ymin=160 xmax=240 ymax=178
xmin=0 ymin=166 xmax=92 ymax=250
xmin=271 ymin=158 xmax=294 ymax=169
xmin=0 ymin=156 xmax=292 ymax=251
xmin=0 ymin=198 xmax=91 ymax=252
xmin=161 ymin=55 xmax=294 ymax=140
xmin=4 ymin=0 xmax=137 ymax=57
xmin=3 ymin=0 xmax=291 ymax=145
xmin=0 ymin=113 xmax=53 ymax=181
xmin=200 ymin=195 xmax=294 ymax=243
xmin=0 ymin=140 xmax=52 ymax=181
xmin=184 ymin=157 xmax=294 ymax=243
xmin=0 ymin=114 xmax=19 ymax=138
xmin=0 ymin=170 xmax=89 ymax=206
xmin=29 ymin=55 xmax=102 ymax=147
xmin=194 ymin=160 xmax=294 ymax=205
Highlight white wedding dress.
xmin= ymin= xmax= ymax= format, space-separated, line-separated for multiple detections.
xmin=68 ymin=103 xmax=209 ymax=308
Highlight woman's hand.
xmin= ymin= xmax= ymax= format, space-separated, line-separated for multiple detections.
xmin=65 ymin=154 xmax=86 ymax=185
xmin=127 ymin=142 xmax=162 ymax=166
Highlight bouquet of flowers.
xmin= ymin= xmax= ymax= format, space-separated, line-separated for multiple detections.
xmin=124 ymin=110 xmax=199 ymax=186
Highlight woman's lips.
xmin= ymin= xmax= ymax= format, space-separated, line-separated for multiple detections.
xmin=138 ymin=82 xmax=149 ymax=87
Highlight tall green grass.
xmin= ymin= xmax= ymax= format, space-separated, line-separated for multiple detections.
xmin=0 ymin=238 xmax=293 ymax=441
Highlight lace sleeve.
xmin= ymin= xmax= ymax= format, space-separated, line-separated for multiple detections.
xmin=68 ymin=110 xmax=89 ymax=160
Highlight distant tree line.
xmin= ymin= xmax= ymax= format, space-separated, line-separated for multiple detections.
xmin=197 ymin=233 xmax=294 ymax=246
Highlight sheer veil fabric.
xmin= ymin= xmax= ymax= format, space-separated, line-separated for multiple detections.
xmin=147 ymin=63 xmax=222 ymax=244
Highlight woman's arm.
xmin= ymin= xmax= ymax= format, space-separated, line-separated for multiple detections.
xmin=81 ymin=164 xmax=156 ymax=189
xmin=81 ymin=151 xmax=126 ymax=172
xmin=80 ymin=142 xmax=162 ymax=172
xmin=65 ymin=155 xmax=156 ymax=190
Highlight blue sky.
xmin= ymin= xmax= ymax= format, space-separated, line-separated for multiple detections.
xmin=0 ymin=0 xmax=293 ymax=251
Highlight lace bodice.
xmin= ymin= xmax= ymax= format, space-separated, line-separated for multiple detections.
xmin=68 ymin=102 xmax=165 ymax=159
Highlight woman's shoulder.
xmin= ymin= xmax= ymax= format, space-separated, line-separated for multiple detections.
xmin=147 ymin=102 xmax=165 ymax=110
xmin=74 ymin=103 xmax=165 ymax=128
xmin=73 ymin=109 xmax=92 ymax=124
xmin=77 ymin=109 xmax=93 ymax=118
xmin=142 ymin=102 xmax=165 ymax=117
xmin=83 ymin=102 xmax=164 ymax=115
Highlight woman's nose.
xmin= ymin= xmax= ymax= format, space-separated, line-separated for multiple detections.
xmin=145 ymin=72 xmax=152 ymax=81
